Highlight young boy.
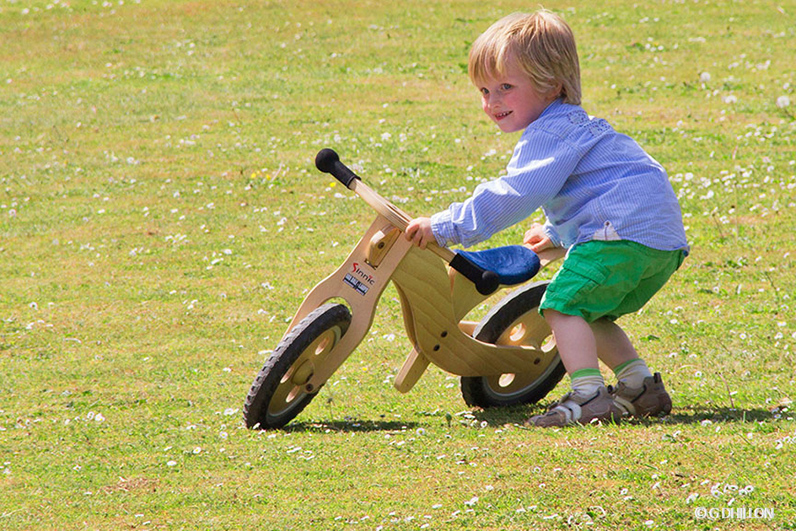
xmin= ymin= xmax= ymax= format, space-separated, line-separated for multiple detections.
xmin=404 ymin=11 xmax=688 ymax=427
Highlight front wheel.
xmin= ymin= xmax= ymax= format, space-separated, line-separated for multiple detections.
xmin=243 ymin=303 xmax=351 ymax=429
xmin=461 ymin=281 xmax=565 ymax=408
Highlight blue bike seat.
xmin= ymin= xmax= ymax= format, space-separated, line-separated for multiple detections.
xmin=455 ymin=245 xmax=541 ymax=287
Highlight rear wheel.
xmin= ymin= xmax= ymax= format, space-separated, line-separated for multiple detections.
xmin=244 ymin=303 xmax=351 ymax=429
xmin=461 ymin=281 xmax=565 ymax=408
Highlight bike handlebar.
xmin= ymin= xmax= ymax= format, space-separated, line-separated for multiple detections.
xmin=314 ymin=148 xmax=500 ymax=296
xmin=315 ymin=148 xmax=360 ymax=189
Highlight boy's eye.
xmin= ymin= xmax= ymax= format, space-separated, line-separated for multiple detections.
xmin=501 ymin=83 xmax=513 ymax=91
xmin=480 ymin=88 xmax=489 ymax=95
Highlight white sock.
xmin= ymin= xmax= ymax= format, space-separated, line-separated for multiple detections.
xmin=570 ymin=368 xmax=605 ymax=397
xmin=614 ymin=359 xmax=652 ymax=388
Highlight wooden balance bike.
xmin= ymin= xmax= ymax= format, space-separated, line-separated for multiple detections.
xmin=243 ymin=149 xmax=566 ymax=429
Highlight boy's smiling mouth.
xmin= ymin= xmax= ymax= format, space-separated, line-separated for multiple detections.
xmin=495 ymin=110 xmax=513 ymax=120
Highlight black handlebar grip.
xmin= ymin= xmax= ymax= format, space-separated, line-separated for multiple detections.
xmin=315 ymin=148 xmax=360 ymax=189
xmin=449 ymin=253 xmax=500 ymax=296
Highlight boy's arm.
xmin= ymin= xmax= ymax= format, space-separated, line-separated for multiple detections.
xmin=429 ymin=133 xmax=579 ymax=248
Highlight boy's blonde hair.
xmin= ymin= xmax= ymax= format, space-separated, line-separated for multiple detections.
xmin=468 ymin=11 xmax=581 ymax=105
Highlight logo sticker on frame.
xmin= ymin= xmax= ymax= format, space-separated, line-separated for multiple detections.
xmin=344 ymin=263 xmax=376 ymax=296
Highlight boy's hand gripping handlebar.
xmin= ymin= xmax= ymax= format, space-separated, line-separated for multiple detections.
xmin=315 ymin=149 xmax=501 ymax=295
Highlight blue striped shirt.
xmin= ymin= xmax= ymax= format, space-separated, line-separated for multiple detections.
xmin=430 ymin=99 xmax=688 ymax=252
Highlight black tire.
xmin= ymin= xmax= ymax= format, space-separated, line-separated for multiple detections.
xmin=461 ymin=281 xmax=565 ymax=408
xmin=244 ymin=303 xmax=351 ymax=429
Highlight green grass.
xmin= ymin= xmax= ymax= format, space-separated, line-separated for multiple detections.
xmin=1 ymin=0 xmax=795 ymax=529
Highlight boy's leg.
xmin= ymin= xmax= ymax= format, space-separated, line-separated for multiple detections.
xmin=545 ymin=307 xmax=654 ymax=393
xmin=590 ymin=318 xmax=671 ymax=418
xmin=590 ymin=318 xmax=651 ymax=387
xmin=590 ymin=318 xmax=638 ymax=370
xmin=546 ymin=310 xmax=599 ymax=374
xmin=534 ymin=241 xmax=683 ymax=423
xmin=545 ymin=310 xmax=602 ymax=395
xmin=525 ymin=310 xmax=621 ymax=427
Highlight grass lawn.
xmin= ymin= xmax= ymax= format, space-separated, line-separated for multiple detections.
xmin=1 ymin=0 xmax=794 ymax=529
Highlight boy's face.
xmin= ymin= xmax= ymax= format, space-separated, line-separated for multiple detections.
xmin=477 ymin=61 xmax=556 ymax=133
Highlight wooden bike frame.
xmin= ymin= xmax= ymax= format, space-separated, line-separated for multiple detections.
xmin=281 ymin=173 xmax=564 ymax=397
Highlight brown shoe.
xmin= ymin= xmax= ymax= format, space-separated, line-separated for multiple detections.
xmin=610 ymin=373 xmax=672 ymax=418
xmin=526 ymin=386 xmax=622 ymax=428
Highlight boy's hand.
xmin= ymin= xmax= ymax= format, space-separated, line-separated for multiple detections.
xmin=523 ymin=223 xmax=553 ymax=253
xmin=405 ymin=217 xmax=435 ymax=249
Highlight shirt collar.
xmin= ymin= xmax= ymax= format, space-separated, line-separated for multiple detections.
xmin=539 ymin=97 xmax=565 ymax=120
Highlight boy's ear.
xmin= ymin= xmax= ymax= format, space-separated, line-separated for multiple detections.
xmin=549 ymin=82 xmax=564 ymax=99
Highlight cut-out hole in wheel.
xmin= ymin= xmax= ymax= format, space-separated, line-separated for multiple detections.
xmin=286 ymin=386 xmax=301 ymax=404
xmin=541 ymin=335 xmax=556 ymax=353
xmin=315 ymin=336 xmax=332 ymax=355
xmin=498 ymin=373 xmax=516 ymax=388
xmin=509 ymin=324 xmax=526 ymax=343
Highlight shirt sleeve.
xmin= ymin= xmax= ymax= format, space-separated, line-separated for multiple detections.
xmin=431 ymin=130 xmax=581 ymax=248
xmin=542 ymin=218 xmax=564 ymax=248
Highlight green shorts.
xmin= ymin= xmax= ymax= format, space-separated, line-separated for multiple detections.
xmin=539 ymin=240 xmax=686 ymax=323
